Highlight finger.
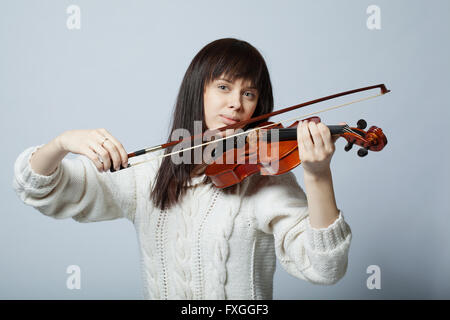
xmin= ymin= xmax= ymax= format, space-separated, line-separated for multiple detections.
xmin=90 ymin=133 xmax=112 ymax=171
xmin=317 ymin=122 xmax=334 ymax=152
xmin=84 ymin=147 xmax=107 ymax=172
xmin=308 ymin=121 xmax=325 ymax=149
xmin=297 ymin=124 xmax=306 ymax=162
xmin=102 ymin=139 xmax=122 ymax=171
xmin=88 ymin=142 xmax=110 ymax=172
xmin=99 ymin=129 xmax=129 ymax=168
xmin=301 ymin=121 xmax=313 ymax=151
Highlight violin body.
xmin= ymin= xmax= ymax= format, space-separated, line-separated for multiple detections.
xmin=205 ymin=121 xmax=300 ymax=188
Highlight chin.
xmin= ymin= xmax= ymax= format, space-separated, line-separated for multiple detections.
xmin=204 ymin=124 xmax=223 ymax=136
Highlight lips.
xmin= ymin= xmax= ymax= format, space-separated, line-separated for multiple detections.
xmin=220 ymin=115 xmax=240 ymax=125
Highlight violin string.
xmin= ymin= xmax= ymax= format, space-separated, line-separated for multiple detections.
xmin=129 ymin=93 xmax=382 ymax=168
xmin=344 ymin=126 xmax=360 ymax=135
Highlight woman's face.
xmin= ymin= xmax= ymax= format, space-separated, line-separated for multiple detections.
xmin=203 ymin=75 xmax=259 ymax=135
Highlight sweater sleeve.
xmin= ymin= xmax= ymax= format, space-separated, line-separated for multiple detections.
xmin=251 ymin=171 xmax=352 ymax=285
xmin=12 ymin=144 xmax=137 ymax=223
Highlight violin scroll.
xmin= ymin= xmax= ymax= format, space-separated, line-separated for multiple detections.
xmin=341 ymin=119 xmax=387 ymax=157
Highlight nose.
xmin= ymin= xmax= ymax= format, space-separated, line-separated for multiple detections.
xmin=229 ymin=91 xmax=242 ymax=110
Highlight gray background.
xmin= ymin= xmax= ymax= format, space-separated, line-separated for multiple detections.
xmin=1 ymin=0 xmax=449 ymax=299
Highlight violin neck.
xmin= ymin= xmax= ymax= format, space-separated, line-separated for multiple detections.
xmin=213 ymin=125 xmax=349 ymax=156
xmin=264 ymin=125 xmax=348 ymax=141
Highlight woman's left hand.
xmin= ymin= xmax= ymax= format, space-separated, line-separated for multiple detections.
xmin=297 ymin=120 xmax=345 ymax=176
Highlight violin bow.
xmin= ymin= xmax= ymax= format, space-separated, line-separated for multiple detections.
xmin=112 ymin=84 xmax=390 ymax=171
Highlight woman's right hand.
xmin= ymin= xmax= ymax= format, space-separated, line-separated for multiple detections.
xmin=57 ymin=129 xmax=129 ymax=173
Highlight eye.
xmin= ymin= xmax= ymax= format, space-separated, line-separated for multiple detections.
xmin=218 ymin=85 xmax=228 ymax=90
xmin=244 ymin=92 xmax=255 ymax=98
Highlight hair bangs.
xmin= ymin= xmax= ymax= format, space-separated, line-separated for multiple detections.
xmin=206 ymin=45 xmax=264 ymax=91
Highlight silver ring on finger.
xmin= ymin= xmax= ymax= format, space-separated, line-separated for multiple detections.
xmin=101 ymin=137 xmax=108 ymax=147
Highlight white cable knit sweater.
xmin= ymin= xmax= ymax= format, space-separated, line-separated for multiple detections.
xmin=12 ymin=144 xmax=352 ymax=300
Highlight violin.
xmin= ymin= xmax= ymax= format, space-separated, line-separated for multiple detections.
xmin=110 ymin=83 xmax=390 ymax=188
xmin=204 ymin=116 xmax=387 ymax=188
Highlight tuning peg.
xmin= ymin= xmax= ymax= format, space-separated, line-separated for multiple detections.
xmin=357 ymin=119 xmax=367 ymax=129
xmin=357 ymin=147 xmax=368 ymax=157
xmin=344 ymin=142 xmax=353 ymax=152
xmin=357 ymin=119 xmax=367 ymax=130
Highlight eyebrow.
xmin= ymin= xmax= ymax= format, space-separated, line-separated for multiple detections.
xmin=217 ymin=78 xmax=258 ymax=90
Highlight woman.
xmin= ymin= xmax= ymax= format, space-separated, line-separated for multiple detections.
xmin=13 ymin=38 xmax=351 ymax=299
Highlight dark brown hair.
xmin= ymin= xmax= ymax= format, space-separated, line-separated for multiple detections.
xmin=150 ymin=38 xmax=274 ymax=210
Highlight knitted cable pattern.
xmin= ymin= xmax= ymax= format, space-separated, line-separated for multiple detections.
xmin=138 ymin=156 xmax=165 ymax=300
xmin=139 ymin=199 xmax=160 ymax=299
xmin=156 ymin=209 xmax=169 ymax=299
xmin=196 ymin=188 xmax=220 ymax=299
xmin=204 ymin=184 xmax=244 ymax=299
xmin=171 ymin=188 xmax=198 ymax=299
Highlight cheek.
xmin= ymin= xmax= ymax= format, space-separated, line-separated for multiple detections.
xmin=244 ymin=103 xmax=258 ymax=119
xmin=203 ymin=95 xmax=222 ymax=127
